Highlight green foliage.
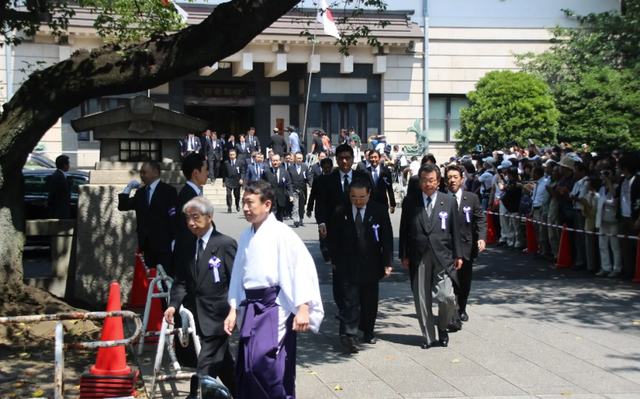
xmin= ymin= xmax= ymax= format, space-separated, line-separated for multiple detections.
xmin=455 ymin=70 xmax=559 ymax=155
xmin=2 ymin=0 xmax=194 ymax=46
xmin=515 ymin=0 xmax=640 ymax=150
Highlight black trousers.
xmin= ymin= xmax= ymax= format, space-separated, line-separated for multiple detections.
xmin=274 ymin=204 xmax=286 ymax=221
xmin=619 ymin=217 xmax=638 ymax=279
xmin=339 ymin=280 xmax=379 ymax=337
xmin=208 ymin=159 xmax=220 ymax=181
xmin=226 ymin=187 xmax=240 ymax=210
xmin=453 ymin=258 xmax=474 ymax=314
xmin=198 ymin=334 xmax=237 ymax=398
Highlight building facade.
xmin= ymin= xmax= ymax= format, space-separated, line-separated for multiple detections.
xmin=0 ymin=0 xmax=619 ymax=167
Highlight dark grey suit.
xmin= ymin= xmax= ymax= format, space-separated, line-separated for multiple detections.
xmin=169 ymin=229 xmax=237 ymax=395
xmin=449 ymin=190 xmax=487 ymax=315
xmin=399 ymin=191 xmax=462 ymax=345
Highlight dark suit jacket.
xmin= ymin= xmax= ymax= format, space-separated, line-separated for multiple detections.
xmin=223 ymin=160 xmax=243 ymax=189
xmin=182 ymin=136 xmax=202 ymax=154
xmin=235 ymin=142 xmax=252 ymax=163
xmin=328 ymin=201 xmax=393 ymax=284
xmin=204 ymin=137 xmax=223 ymax=161
xmin=315 ymin=169 xmax=370 ymax=226
xmin=309 ymin=163 xmax=323 ymax=187
xmin=287 ymin=163 xmax=310 ymax=191
xmin=356 ymin=161 xmax=368 ymax=172
xmin=246 ymin=134 xmax=261 ymax=153
xmin=118 ymin=180 xmax=178 ymax=268
xmin=267 ymin=134 xmax=287 ymax=156
xmin=245 ymin=161 xmax=266 ymax=182
xmin=171 ymin=184 xmax=199 ymax=273
xmin=399 ymin=191 xmax=463 ymax=285
xmin=47 ymin=169 xmax=71 ymax=219
xmin=169 ymin=229 xmax=236 ymax=337
xmin=368 ymin=165 xmax=396 ymax=208
xmin=225 ymin=140 xmax=236 ymax=158
xmin=262 ymin=167 xmax=293 ymax=206
xmin=449 ymin=191 xmax=487 ymax=260
xmin=307 ymin=174 xmax=326 ymax=214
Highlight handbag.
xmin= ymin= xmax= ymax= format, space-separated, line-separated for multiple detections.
xmin=602 ymin=203 xmax=617 ymax=223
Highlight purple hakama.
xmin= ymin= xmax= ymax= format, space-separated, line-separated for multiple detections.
xmin=236 ymin=286 xmax=297 ymax=399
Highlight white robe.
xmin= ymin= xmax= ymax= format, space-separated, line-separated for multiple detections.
xmin=228 ymin=213 xmax=324 ymax=342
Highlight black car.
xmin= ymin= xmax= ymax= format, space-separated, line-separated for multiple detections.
xmin=23 ymin=169 xmax=90 ymax=219
xmin=24 ymin=153 xmax=57 ymax=169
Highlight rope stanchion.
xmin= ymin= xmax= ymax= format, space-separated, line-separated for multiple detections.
xmin=552 ymin=223 xmax=572 ymax=269
xmin=525 ymin=215 xmax=538 ymax=254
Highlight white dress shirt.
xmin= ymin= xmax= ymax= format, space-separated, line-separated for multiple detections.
xmin=339 ymin=170 xmax=353 ymax=192
xmin=571 ymin=177 xmax=588 ymax=210
xmin=195 ymin=226 xmax=214 ymax=258
xmin=532 ymin=176 xmax=549 ymax=207
xmin=422 ymin=191 xmax=438 ymax=213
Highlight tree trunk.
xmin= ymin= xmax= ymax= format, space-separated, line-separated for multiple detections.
xmin=0 ymin=0 xmax=300 ymax=303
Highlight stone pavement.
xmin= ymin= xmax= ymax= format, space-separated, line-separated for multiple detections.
xmin=135 ymin=210 xmax=640 ymax=399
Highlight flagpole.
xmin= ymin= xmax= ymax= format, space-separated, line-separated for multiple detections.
xmin=302 ymin=3 xmax=319 ymax=150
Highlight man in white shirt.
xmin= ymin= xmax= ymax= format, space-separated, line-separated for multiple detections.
xmin=491 ymin=161 xmax=511 ymax=246
xmin=529 ymin=165 xmax=550 ymax=259
xmin=225 ymin=180 xmax=324 ymax=399
xmin=569 ymin=162 xmax=589 ymax=270
xmin=477 ymin=157 xmax=496 ymax=210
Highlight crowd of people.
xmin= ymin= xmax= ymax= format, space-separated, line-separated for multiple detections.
xmin=442 ymin=141 xmax=640 ymax=281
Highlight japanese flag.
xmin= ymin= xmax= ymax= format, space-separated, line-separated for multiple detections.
xmin=163 ymin=0 xmax=189 ymax=24
xmin=316 ymin=0 xmax=340 ymax=39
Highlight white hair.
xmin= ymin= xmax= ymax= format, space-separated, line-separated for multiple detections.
xmin=183 ymin=196 xmax=214 ymax=216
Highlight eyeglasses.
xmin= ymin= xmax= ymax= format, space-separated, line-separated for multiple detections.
xmin=419 ymin=179 xmax=438 ymax=185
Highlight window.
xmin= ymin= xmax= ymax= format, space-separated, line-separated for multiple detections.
xmin=120 ymin=140 xmax=161 ymax=162
xmin=428 ymin=96 xmax=469 ymax=143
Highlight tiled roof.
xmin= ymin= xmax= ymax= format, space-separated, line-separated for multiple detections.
xmin=63 ymin=4 xmax=423 ymax=41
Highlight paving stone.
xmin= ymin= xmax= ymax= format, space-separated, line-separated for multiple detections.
xmin=325 ymin=380 xmax=401 ymax=399
xmin=557 ymin=371 xmax=640 ymax=394
xmin=442 ymin=374 xmax=528 ymax=397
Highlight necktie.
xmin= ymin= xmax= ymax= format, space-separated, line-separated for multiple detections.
xmin=146 ymin=186 xmax=152 ymax=205
xmin=277 ymin=169 xmax=280 ymax=182
xmin=297 ymin=165 xmax=300 ymax=175
xmin=453 ymin=192 xmax=458 ymax=208
xmin=355 ymin=208 xmax=363 ymax=237
xmin=426 ymin=195 xmax=432 ymax=217
xmin=373 ymin=167 xmax=378 ymax=185
xmin=343 ymin=174 xmax=349 ymax=192
xmin=195 ymin=238 xmax=204 ymax=279
xmin=189 ymin=137 xmax=193 ymax=151
xmin=242 ymin=143 xmax=245 ymax=151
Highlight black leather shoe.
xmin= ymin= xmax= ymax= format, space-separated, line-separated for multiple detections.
xmin=420 ymin=342 xmax=432 ymax=349
xmin=363 ymin=335 xmax=377 ymax=344
xmin=447 ymin=320 xmax=462 ymax=332
xmin=438 ymin=329 xmax=449 ymax=347
xmin=340 ymin=335 xmax=359 ymax=353
xmin=460 ymin=312 xmax=469 ymax=322
xmin=321 ymin=249 xmax=331 ymax=262
xmin=294 ymin=221 xmax=300 ymax=228
xmin=227 ymin=208 xmax=232 ymax=213
xmin=236 ymin=207 xmax=240 ymax=213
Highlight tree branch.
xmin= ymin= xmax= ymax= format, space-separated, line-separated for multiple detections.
xmin=0 ymin=0 xmax=299 ymax=165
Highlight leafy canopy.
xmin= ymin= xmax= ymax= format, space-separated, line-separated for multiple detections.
xmin=1 ymin=0 xmax=193 ymax=46
xmin=515 ymin=0 xmax=640 ymax=150
xmin=455 ymin=70 xmax=559 ymax=155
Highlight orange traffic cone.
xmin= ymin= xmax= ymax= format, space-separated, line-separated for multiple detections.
xmin=126 ymin=248 xmax=148 ymax=309
xmin=633 ymin=233 xmax=640 ymax=283
xmin=552 ymin=223 xmax=572 ymax=269
xmin=486 ymin=208 xmax=497 ymax=245
xmin=145 ymin=268 xmax=163 ymax=343
xmin=526 ymin=215 xmax=539 ymax=254
xmin=90 ymin=283 xmax=131 ymax=376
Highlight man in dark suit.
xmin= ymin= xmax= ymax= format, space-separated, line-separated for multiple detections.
xmin=222 ymin=149 xmax=243 ymax=213
xmin=445 ymin=165 xmax=486 ymax=330
xmin=288 ymin=152 xmax=310 ymax=228
xmin=307 ymin=158 xmax=335 ymax=262
xmin=308 ymin=152 xmax=327 ymax=188
xmin=47 ymin=155 xmax=71 ymax=219
xmin=172 ymin=153 xmax=208 ymax=271
xmin=268 ymin=128 xmax=287 ymax=157
xmin=246 ymin=127 xmax=261 ymax=154
xmin=356 ymin=149 xmax=371 ymax=171
xmin=118 ymin=161 xmax=178 ymax=275
xmin=399 ymin=163 xmax=463 ymax=349
xmin=235 ymin=134 xmax=252 ymax=165
xmin=315 ymin=144 xmax=371 ymax=312
xmin=204 ymin=130 xmax=223 ymax=184
xmin=616 ymin=154 xmax=640 ymax=280
xmin=328 ymin=178 xmax=393 ymax=353
xmin=367 ymin=150 xmax=396 ymax=213
xmin=164 ymin=197 xmax=236 ymax=396
xmin=245 ymin=152 xmax=266 ymax=184
xmin=261 ymin=153 xmax=293 ymax=222
xmin=181 ymin=132 xmax=202 ymax=158
xmin=224 ymin=135 xmax=236 ymax=161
